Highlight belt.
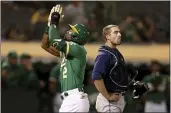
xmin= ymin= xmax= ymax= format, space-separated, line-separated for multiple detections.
xmin=61 ymin=88 xmax=84 ymax=100
xmin=109 ymin=91 xmax=126 ymax=96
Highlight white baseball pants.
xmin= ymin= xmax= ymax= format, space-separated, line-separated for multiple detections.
xmin=96 ymin=93 xmax=126 ymax=113
xmin=54 ymin=88 xmax=90 ymax=112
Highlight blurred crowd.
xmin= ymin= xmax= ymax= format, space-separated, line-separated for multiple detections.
xmin=1 ymin=1 xmax=170 ymax=43
xmin=1 ymin=50 xmax=170 ymax=113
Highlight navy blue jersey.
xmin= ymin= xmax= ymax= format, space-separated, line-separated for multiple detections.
xmin=92 ymin=45 xmax=133 ymax=93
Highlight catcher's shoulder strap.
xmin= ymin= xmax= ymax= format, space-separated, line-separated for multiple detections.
xmin=99 ymin=48 xmax=118 ymax=69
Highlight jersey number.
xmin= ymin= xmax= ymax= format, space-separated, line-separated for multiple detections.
xmin=61 ymin=58 xmax=67 ymax=78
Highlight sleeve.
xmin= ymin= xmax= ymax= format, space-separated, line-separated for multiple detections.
xmin=48 ymin=25 xmax=67 ymax=55
xmin=52 ymin=39 xmax=85 ymax=57
xmin=91 ymin=53 xmax=110 ymax=81
xmin=48 ymin=25 xmax=61 ymax=43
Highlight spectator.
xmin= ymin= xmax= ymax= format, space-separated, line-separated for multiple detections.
xmin=142 ymin=60 xmax=169 ymax=112
xmin=155 ymin=12 xmax=170 ymax=43
xmin=63 ymin=1 xmax=88 ymax=25
xmin=1 ymin=51 xmax=21 ymax=89
xmin=30 ymin=8 xmax=48 ymax=40
xmin=92 ymin=1 xmax=105 ymax=27
xmin=3 ymin=24 xmax=26 ymax=41
xmin=19 ymin=53 xmax=38 ymax=89
xmin=1 ymin=1 xmax=170 ymax=43
xmin=119 ymin=15 xmax=141 ymax=43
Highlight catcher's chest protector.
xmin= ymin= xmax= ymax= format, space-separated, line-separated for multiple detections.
xmin=99 ymin=46 xmax=131 ymax=92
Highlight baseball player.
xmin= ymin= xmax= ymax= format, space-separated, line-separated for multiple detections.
xmin=19 ymin=53 xmax=38 ymax=89
xmin=143 ymin=61 xmax=169 ymax=112
xmin=92 ymin=25 xmax=149 ymax=112
xmin=41 ymin=5 xmax=90 ymax=112
xmin=1 ymin=51 xmax=21 ymax=88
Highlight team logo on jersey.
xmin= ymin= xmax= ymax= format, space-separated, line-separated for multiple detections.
xmin=52 ymin=42 xmax=58 ymax=48
xmin=52 ymin=39 xmax=62 ymax=48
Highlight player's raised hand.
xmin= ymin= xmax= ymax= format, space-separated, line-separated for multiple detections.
xmin=48 ymin=4 xmax=64 ymax=26
xmin=48 ymin=6 xmax=55 ymax=27
xmin=50 ymin=4 xmax=64 ymax=26
xmin=54 ymin=4 xmax=64 ymax=21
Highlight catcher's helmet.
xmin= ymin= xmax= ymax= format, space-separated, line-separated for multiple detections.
xmin=69 ymin=24 xmax=89 ymax=45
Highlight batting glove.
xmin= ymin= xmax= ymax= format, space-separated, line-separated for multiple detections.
xmin=48 ymin=4 xmax=64 ymax=27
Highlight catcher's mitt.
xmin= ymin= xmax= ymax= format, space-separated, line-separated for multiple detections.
xmin=132 ymin=81 xmax=149 ymax=99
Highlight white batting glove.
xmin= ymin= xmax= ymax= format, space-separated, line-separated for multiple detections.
xmin=48 ymin=6 xmax=55 ymax=27
xmin=48 ymin=4 xmax=64 ymax=27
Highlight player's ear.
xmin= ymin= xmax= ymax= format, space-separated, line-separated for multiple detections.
xmin=106 ymin=34 xmax=110 ymax=40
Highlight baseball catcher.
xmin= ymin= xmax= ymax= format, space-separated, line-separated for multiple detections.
xmin=92 ymin=25 xmax=149 ymax=112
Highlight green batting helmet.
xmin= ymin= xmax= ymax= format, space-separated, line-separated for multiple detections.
xmin=69 ymin=24 xmax=89 ymax=45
